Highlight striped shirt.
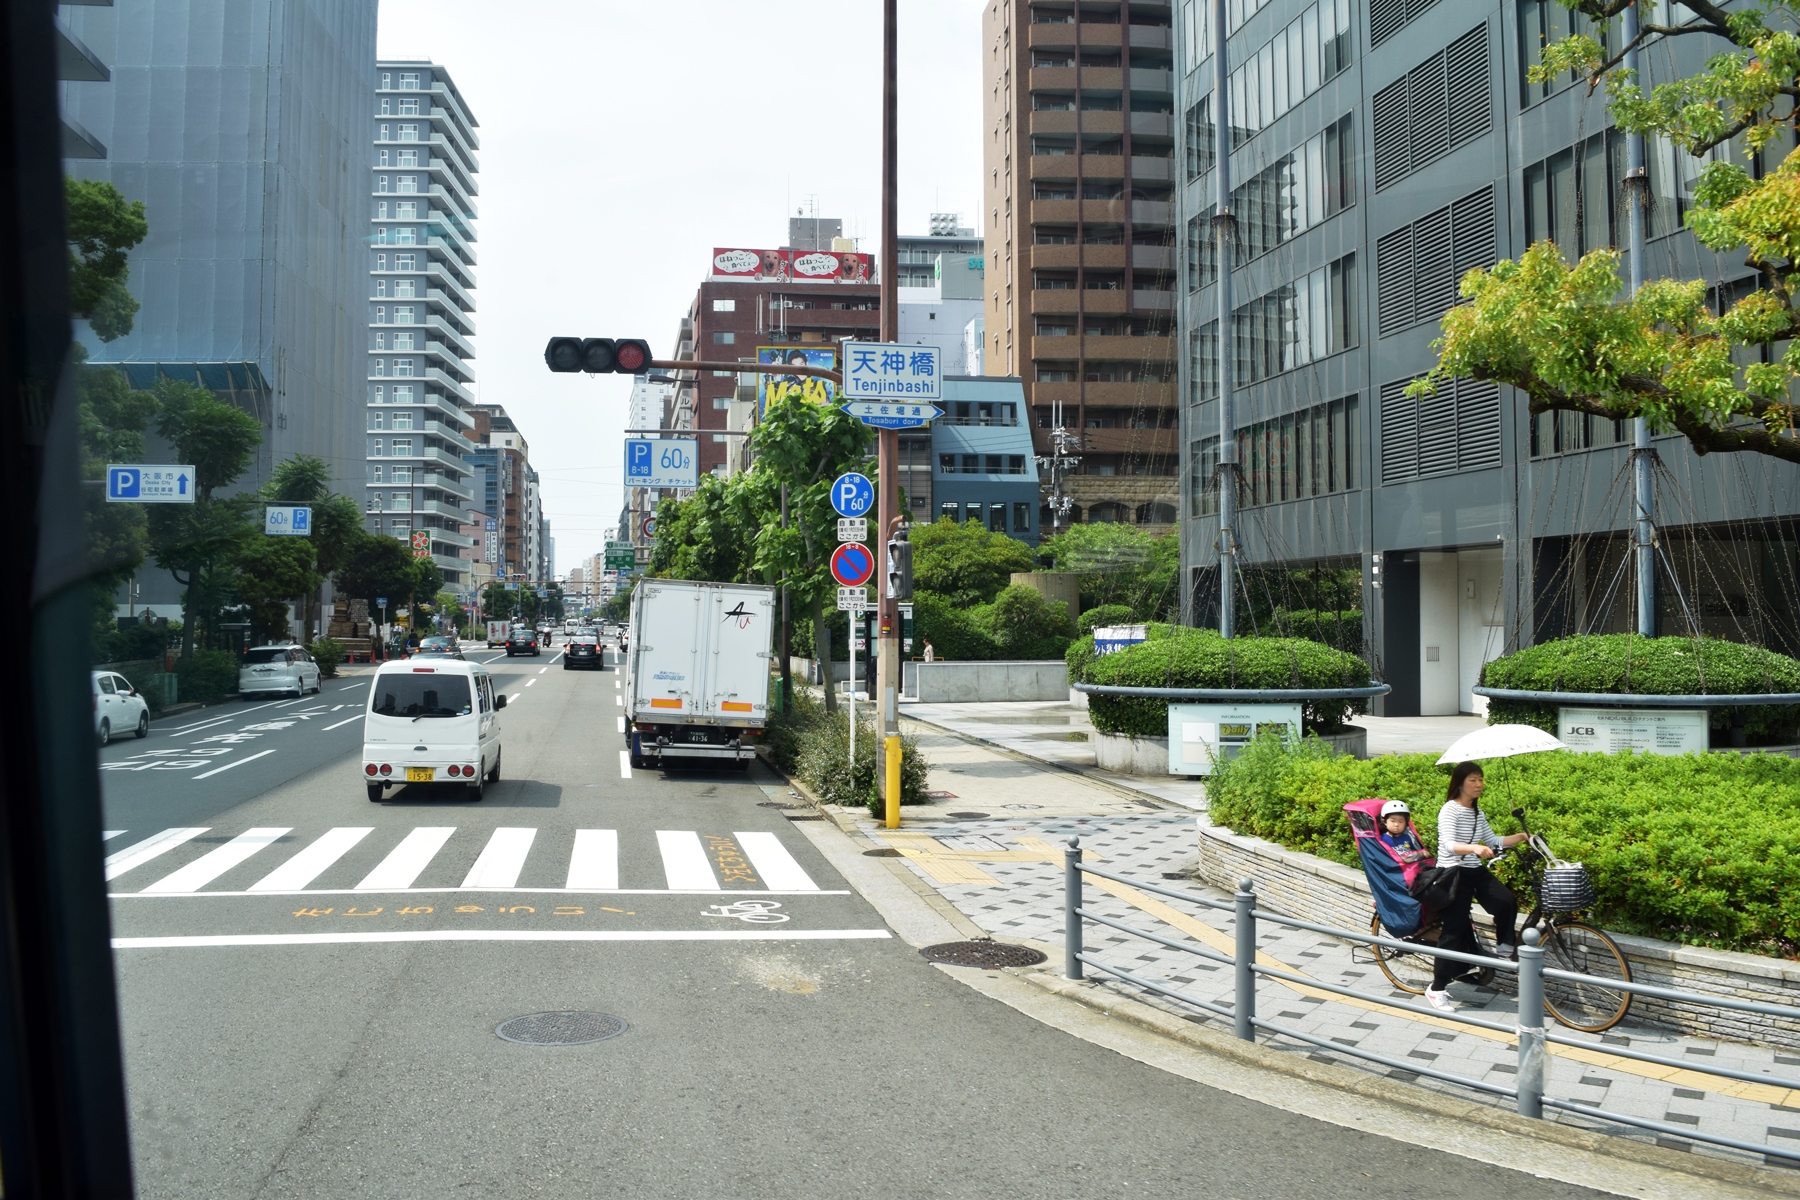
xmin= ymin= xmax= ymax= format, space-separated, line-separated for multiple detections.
xmin=1436 ymin=800 xmax=1502 ymax=867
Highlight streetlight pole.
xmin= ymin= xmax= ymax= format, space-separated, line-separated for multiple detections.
xmin=1213 ymin=0 xmax=1237 ymax=640
xmin=875 ymin=0 xmax=901 ymax=805
xmin=1623 ymin=0 xmax=1655 ymax=638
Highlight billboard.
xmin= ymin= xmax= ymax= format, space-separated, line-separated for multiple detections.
xmin=758 ymin=346 xmax=837 ymax=414
xmin=711 ymin=247 xmax=874 ymax=284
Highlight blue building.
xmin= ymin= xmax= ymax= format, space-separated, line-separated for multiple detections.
xmin=929 ymin=376 xmax=1041 ymax=546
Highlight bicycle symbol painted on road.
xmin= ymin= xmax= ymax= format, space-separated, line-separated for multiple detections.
xmin=701 ymin=899 xmax=789 ymax=924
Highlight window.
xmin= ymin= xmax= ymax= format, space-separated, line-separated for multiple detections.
xmin=1194 ymin=395 xmax=1362 ymax=514
xmin=940 ymin=502 xmax=959 ymax=522
xmin=1376 ymin=184 xmax=1496 ymax=336
xmin=393 ymin=384 xmax=413 ymax=403
xmin=1519 ymin=0 xmax=1605 ymax=105
xmin=377 ymin=175 xmax=390 ymax=193
xmin=393 ymin=359 xmax=415 ymax=376
xmin=390 ymin=439 xmax=414 ymax=457
xmin=391 ymin=411 xmax=414 ymax=430
xmin=988 ymin=503 xmax=1007 ymax=533
xmin=1012 ymin=502 xmax=1031 ymax=532
xmin=1224 ymin=0 xmax=1353 ymax=149
xmin=1007 ymin=455 xmax=1026 ymax=475
xmin=396 ymin=200 xmax=418 ymax=219
xmin=390 ymin=518 xmax=411 ymax=534
xmin=395 ymin=278 xmax=416 ymax=297
xmin=399 ymin=72 xmax=420 ymax=90
xmin=374 ymin=279 xmax=388 ymax=297
xmin=1193 ymin=115 xmax=1356 ymax=291
xmin=395 ymin=227 xmax=416 ymax=244
xmin=392 ymin=466 xmax=412 ymax=483
xmin=399 ymin=97 xmax=420 ymax=116
xmin=397 ymin=149 xmax=419 ymax=166
xmin=399 ymin=123 xmax=419 ymax=141
xmin=375 ymin=253 xmax=386 ymax=271
xmin=395 ymin=253 xmax=416 ymax=270
xmin=1189 ymin=254 xmax=1358 ymax=404
xmin=392 ymin=491 xmax=409 ymax=509
xmin=377 ymin=149 xmax=391 ymax=168
xmin=1371 ymin=26 xmax=1490 ymax=191
xmin=371 ymin=438 xmax=385 ymax=456
xmin=712 ymin=298 xmax=735 ymax=312
xmin=1184 ymin=96 xmax=1214 ymax=180
xmin=1181 ymin=0 xmax=1212 ymax=68
xmin=373 ymin=332 xmax=386 ymax=350
xmin=371 ymin=359 xmax=385 ymax=376
xmin=712 ymin=396 xmax=730 ymax=409
xmin=380 ymin=71 xmax=391 ymax=89
xmin=370 ymin=410 xmax=385 ymax=430
xmin=393 ymin=332 xmax=415 ymax=350
xmin=398 ymin=176 xmax=418 ymax=193
xmin=711 ymin=331 xmax=735 ymax=344
xmin=394 ymin=305 xmax=414 ymax=323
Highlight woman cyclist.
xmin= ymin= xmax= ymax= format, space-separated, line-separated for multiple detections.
xmin=1426 ymin=761 xmax=1527 ymax=1012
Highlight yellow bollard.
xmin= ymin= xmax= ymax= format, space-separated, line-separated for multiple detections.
xmin=884 ymin=734 xmax=901 ymax=829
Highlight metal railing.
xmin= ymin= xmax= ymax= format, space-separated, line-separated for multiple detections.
xmin=1061 ymin=837 xmax=1800 ymax=1163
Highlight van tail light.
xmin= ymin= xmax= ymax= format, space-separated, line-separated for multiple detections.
xmin=378 ymin=763 xmax=392 ymax=776
xmin=365 ymin=764 xmax=378 ymax=776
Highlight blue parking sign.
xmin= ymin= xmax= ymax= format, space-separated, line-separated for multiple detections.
xmin=830 ymin=472 xmax=874 ymax=518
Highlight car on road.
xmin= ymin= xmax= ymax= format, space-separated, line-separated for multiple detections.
xmin=505 ymin=628 xmax=540 ymax=657
xmin=238 ymin=644 xmax=322 ymax=698
xmin=414 ymin=635 xmax=464 ymax=659
xmin=362 ymin=658 xmax=506 ymax=801
xmin=92 ymin=669 xmax=150 ymax=745
xmin=563 ymin=634 xmax=603 ymax=670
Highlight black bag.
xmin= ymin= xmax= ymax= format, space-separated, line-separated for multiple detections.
xmin=1408 ymin=865 xmax=1460 ymax=911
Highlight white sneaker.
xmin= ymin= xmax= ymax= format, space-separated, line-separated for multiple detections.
xmin=1424 ymin=988 xmax=1457 ymax=1012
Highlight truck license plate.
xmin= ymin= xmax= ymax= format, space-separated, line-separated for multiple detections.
xmin=405 ymin=767 xmax=434 ymax=782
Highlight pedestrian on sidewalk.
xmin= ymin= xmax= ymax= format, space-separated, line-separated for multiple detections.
xmin=922 ymin=640 xmax=935 ymax=662
xmin=1425 ymin=761 xmax=1526 ymax=1012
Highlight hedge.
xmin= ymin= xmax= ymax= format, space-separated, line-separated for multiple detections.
xmin=1076 ymin=604 xmax=1137 ymax=635
xmin=174 ymin=649 xmax=239 ymax=706
xmin=1206 ymin=732 xmax=1800 ymax=957
xmin=1080 ymin=627 xmax=1371 ymax=736
xmin=1481 ymin=634 xmax=1800 ymax=742
xmin=910 ymin=587 xmax=1072 ymax=662
xmin=763 ymin=688 xmax=929 ymax=816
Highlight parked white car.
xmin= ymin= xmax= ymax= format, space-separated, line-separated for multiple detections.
xmin=93 ymin=669 xmax=150 ymax=745
xmin=238 ymin=644 xmax=322 ymax=698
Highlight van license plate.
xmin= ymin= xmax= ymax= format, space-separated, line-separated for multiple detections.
xmin=405 ymin=767 xmax=434 ymax=782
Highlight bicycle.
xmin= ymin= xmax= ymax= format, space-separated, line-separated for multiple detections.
xmin=1369 ymin=806 xmax=1633 ymax=1033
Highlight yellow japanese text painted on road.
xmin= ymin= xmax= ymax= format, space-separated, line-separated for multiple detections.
xmin=705 ymin=835 xmax=760 ymax=885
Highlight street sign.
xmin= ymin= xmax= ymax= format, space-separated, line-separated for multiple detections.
xmin=840 ymin=400 xmax=942 ymax=429
xmin=263 ymin=505 xmax=312 ymax=536
xmin=842 ymin=342 xmax=942 ymax=400
xmin=837 ymin=517 xmax=867 ymax=542
xmin=410 ymin=529 xmax=431 ymax=559
xmin=642 ymin=516 xmax=658 ymax=540
xmin=376 ymin=598 xmax=387 ymax=609
xmin=830 ymin=472 xmax=874 ymax=518
xmin=624 ymin=438 xmax=699 ymax=489
xmin=830 ymin=542 xmax=875 ymax=588
xmin=105 ymin=464 xmax=195 ymax=504
xmin=836 ymin=587 xmax=869 ymax=611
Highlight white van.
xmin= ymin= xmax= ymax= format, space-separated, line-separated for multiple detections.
xmin=362 ymin=659 xmax=506 ymax=802
xmin=239 ymin=644 xmax=322 ymax=698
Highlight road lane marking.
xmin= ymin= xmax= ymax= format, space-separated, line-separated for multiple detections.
xmin=550 ymin=652 xmax=564 ymax=664
xmin=112 ymin=886 xmax=849 ymax=898
xmin=614 ymin=694 xmax=622 ymax=706
xmin=105 ymin=828 xmax=210 ymax=880
xmin=617 ymin=716 xmax=625 ymax=733
xmin=355 ymin=827 xmax=456 ymax=890
xmin=273 ymin=697 xmax=307 ymax=708
xmin=141 ymin=827 xmax=292 ymax=893
xmin=249 ymin=828 xmax=373 ymax=892
xmin=337 ymin=681 xmax=363 ymax=690
xmin=460 ymin=828 xmax=537 ymax=889
xmin=113 ymin=930 xmax=893 ymax=949
xmin=192 ymin=749 xmax=277 ymax=779
xmin=538 ymin=667 xmax=548 ymax=675
xmin=566 ymin=830 xmax=619 ymax=889
xmin=168 ymin=717 xmax=233 ymax=738
xmin=330 ymin=703 xmax=347 ymax=711
xmin=735 ymin=832 xmax=822 ymax=892
xmin=526 ymin=678 xmax=536 ymax=687
xmin=321 ymin=715 xmax=361 ymax=731
xmin=618 ymin=750 xmax=631 ymax=779
xmin=103 ymin=829 xmax=127 ymax=841
xmin=657 ymin=831 xmax=719 ymax=890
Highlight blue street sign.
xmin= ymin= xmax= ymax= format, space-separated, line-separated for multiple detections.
xmin=376 ymin=597 xmax=388 ymax=608
xmin=106 ymin=463 xmax=196 ymax=504
xmin=830 ymin=472 xmax=874 ymax=518
xmin=264 ymin=506 xmax=313 ymax=536
xmin=841 ymin=401 xmax=942 ymax=430
xmin=624 ymin=438 xmax=699 ymax=488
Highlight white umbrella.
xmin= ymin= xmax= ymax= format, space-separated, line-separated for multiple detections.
xmin=1436 ymin=723 xmax=1568 ymax=765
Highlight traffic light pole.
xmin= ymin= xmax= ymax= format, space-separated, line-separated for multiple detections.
xmin=875 ymin=0 xmax=901 ymax=814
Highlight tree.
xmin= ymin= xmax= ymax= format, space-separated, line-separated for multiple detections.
xmin=335 ymin=532 xmax=416 ymax=620
xmin=260 ymin=455 xmax=361 ymax=638
xmin=910 ymin=517 xmax=1036 ymax=608
xmin=1415 ymin=0 xmax=1800 ymax=464
xmin=480 ymin=582 xmax=519 ymax=623
xmin=66 ymin=176 xmax=147 ymax=342
xmin=76 ymin=358 xmax=159 ymax=640
xmin=1038 ymin=521 xmax=1180 ymax=618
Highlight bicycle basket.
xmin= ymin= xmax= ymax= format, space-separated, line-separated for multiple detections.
xmin=1539 ymin=863 xmax=1596 ymax=913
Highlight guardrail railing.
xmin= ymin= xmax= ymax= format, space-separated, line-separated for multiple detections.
xmin=1061 ymin=836 xmax=1800 ymax=1163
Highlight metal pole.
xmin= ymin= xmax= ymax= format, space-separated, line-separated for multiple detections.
xmin=848 ymin=605 xmax=856 ymax=766
xmin=1233 ymin=878 xmax=1256 ymax=1040
xmin=876 ymin=0 xmax=901 ymax=807
xmin=884 ymin=733 xmax=901 ymax=829
xmin=779 ymin=483 xmax=792 ymax=713
xmin=1064 ymin=837 xmax=1085 ymax=980
xmin=1516 ymin=927 xmax=1546 ymax=1119
xmin=1212 ymin=0 xmax=1237 ymax=639
xmin=1623 ymin=1 xmax=1655 ymax=637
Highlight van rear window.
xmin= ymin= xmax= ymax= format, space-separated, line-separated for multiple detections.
xmin=243 ymin=648 xmax=289 ymax=664
xmin=370 ymin=675 xmax=472 ymax=718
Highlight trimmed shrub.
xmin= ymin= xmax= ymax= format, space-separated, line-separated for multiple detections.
xmin=1077 ymin=604 xmax=1137 ymax=635
xmin=911 ymin=591 xmax=999 ymax=661
xmin=174 ymin=649 xmax=239 ymax=706
xmin=767 ymin=689 xmax=929 ymax=812
xmin=1084 ymin=627 xmax=1371 ymax=736
xmin=1481 ymin=634 xmax=1800 ymax=742
xmin=1066 ymin=623 xmax=1181 ymax=691
xmin=1267 ymin=608 xmax=1363 ymax=657
xmin=1206 ymin=732 xmax=1800 ymax=957
xmin=980 ymin=584 xmax=1071 ymax=659
xmin=308 ymin=637 xmax=345 ymax=678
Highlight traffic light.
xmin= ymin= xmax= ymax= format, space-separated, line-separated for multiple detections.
xmin=542 ymin=337 xmax=653 ymax=375
xmin=886 ymin=524 xmax=912 ymax=600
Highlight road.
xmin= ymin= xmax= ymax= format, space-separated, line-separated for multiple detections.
xmin=99 ymin=643 xmax=1610 ymax=1199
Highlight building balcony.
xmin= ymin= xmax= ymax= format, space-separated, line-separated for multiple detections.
xmin=1031 ymin=333 xmax=1173 ymax=361
xmin=422 ymin=419 xmax=474 ymax=452
xmin=415 ymin=497 xmax=472 ymax=521
xmin=425 ymin=367 xmax=475 ymax=406
xmin=1027 ymin=67 xmax=1078 ymax=91
xmin=426 ymin=236 xmax=476 ymax=279
xmin=1074 ymin=426 xmax=1179 ymax=455
xmin=426 ymin=215 xmax=477 ymax=263
xmin=1031 ymin=243 xmax=1128 ymax=271
xmin=1028 ymin=21 xmax=1120 ymax=49
xmin=423 ymin=340 xmax=473 ymax=381
xmin=1031 ymin=288 xmax=1129 ymax=315
xmin=427 ymin=183 xmax=478 ymax=225
xmin=1030 ymin=109 xmax=1123 ymax=138
xmin=1130 ymin=112 xmax=1174 ymax=139
xmin=432 ymin=552 xmax=469 ymax=578
xmin=424 ymin=314 xmax=476 ymax=361
xmin=1132 ymin=244 xmax=1175 ymax=270
xmin=1129 ymin=68 xmax=1174 ymax=95
xmin=1030 ymin=381 xmax=1177 ymax=408
xmin=1130 ymin=155 xmax=1173 ymax=182
xmin=416 ymin=443 xmax=468 ymax=472
xmin=1132 ymin=289 xmax=1174 ymax=311
xmin=1129 ymin=24 xmax=1171 ymax=51
xmin=421 ymin=471 xmax=474 ymax=501
xmin=429 ymin=105 xmax=480 ymax=152
xmin=424 ymin=131 xmax=479 ymax=178
xmin=1031 ymin=197 xmax=1163 ymax=225
xmin=425 ymin=289 xmax=477 ymax=330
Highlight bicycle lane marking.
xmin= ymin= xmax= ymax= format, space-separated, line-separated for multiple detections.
xmin=1079 ymin=872 xmax=1800 ymax=1107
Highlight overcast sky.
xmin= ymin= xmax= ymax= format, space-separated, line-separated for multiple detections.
xmin=376 ymin=1 xmax=987 ymax=576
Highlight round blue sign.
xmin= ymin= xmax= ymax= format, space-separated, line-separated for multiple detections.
xmin=830 ymin=542 xmax=876 ymax=588
xmin=830 ymin=472 xmax=875 ymax=518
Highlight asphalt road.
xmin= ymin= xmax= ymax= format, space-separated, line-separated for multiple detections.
xmin=100 ymin=644 xmax=1612 ymax=1199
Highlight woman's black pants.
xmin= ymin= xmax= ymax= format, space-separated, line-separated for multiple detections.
xmin=1432 ymin=867 xmax=1518 ymax=990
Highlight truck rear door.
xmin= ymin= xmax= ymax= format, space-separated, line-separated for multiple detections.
xmin=630 ymin=582 xmax=703 ymax=720
xmin=700 ymin=585 xmax=772 ymax=723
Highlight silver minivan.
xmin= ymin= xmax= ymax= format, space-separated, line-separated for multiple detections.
xmin=361 ymin=659 xmax=505 ymax=802
xmin=239 ymin=644 xmax=322 ymax=698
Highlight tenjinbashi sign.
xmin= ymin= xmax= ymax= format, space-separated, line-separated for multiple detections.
xmin=842 ymin=342 xmax=941 ymax=400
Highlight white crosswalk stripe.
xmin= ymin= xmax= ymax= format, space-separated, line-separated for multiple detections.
xmin=656 ymin=831 xmax=719 ymax=890
xmin=461 ymin=827 xmax=536 ymax=889
xmin=735 ymin=831 xmax=821 ymax=892
xmin=142 ymin=828 xmax=292 ymax=893
xmin=357 ymin=827 xmax=457 ymax=890
xmin=105 ymin=827 xmax=209 ymax=881
xmin=250 ymin=827 xmax=372 ymax=892
xmin=566 ymin=829 xmax=618 ymax=889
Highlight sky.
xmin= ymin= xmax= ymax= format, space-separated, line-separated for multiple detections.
xmin=376 ymin=0 xmax=988 ymax=576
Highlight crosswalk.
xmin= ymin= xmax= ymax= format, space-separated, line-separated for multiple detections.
xmin=103 ymin=826 xmax=834 ymax=896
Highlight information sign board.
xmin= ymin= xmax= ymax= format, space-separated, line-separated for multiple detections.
xmin=106 ymin=464 xmax=195 ymax=504
xmin=837 ymin=517 xmax=868 ymax=543
xmin=1558 ymin=706 xmax=1709 ymax=756
xmin=1166 ymin=703 xmax=1302 ymax=776
xmin=624 ymin=438 xmax=699 ymax=489
xmin=840 ymin=400 xmax=942 ymax=429
xmin=1094 ymin=625 xmax=1148 ymax=656
xmin=842 ymin=342 xmax=941 ymax=400
xmin=263 ymin=506 xmax=312 ymax=537
xmin=836 ymin=587 xmax=869 ymax=611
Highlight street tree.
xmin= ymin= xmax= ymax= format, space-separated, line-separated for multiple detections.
xmin=1037 ymin=522 xmax=1180 ymax=619
xmin=1415 ymin=0 xmax=1800 ymax=464
xmin=76 ymin=359 xmax=159 ymax=639
xmin=911 ymin=517 xmax=1036 ymax=608
xmin=260 ymin=454 xmax=362 ymax=638
xmin=66 ymin=176 xmax=147 ymax=342
xmin=335 ymin=532 xmax=417 ymax=623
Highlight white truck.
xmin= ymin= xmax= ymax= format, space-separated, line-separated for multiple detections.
xmin=485 ymin=619 xmax=511 ymax=647
xmin=624 ymin=579 xmax=775 ymax=770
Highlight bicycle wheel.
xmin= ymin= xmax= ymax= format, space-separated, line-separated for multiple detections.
xmin=1539 ymin=920 xmax=1632 ymax=1033
xmin=1370 ymin=914 xmax=1436 ymax=995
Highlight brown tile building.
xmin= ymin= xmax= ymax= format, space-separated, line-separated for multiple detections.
xmin=982 ymin=0 xmax=1181 ymax=531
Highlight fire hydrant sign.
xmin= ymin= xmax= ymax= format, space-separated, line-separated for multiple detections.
xmin=842 ymin=342 xmax=941 ymax=400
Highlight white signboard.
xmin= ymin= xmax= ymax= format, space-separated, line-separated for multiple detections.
xmin=1558 ymin=706 xmax=1708 ymax=756
xmin=263 ymin=506 xmax=312 ymax=536
xmin=836 ymin=587 xmax=869 ymax=612
xmin=624 ymin=438 xmax=699 ymax=489
xmin=106 ymin=464 xmax=196 ymax=503
xmin=1094 ymin=625 xmax=1148 ymax=656
xmin=837 ymin=517 xmax=868 ymax=542
xmin=842 ymin=342 xmax=942 ymax=400
xmin=1167 ymin=703 xmax=1303 ymax=776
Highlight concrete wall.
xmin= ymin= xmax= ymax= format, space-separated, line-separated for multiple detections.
xmin=910 ymin=660 xmax=1067 ymax=703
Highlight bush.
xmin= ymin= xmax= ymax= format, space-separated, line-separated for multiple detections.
xmin=1481 ymin=634 xmax=1800 ymax=742
xmin=911 ymin=591 xmax=999 ymax=661
xmin=1077 ymin=604 xmax=1137 ymax=635
xmin=174 ymin=649 xmax=239 ymax=706
xmin=980 ymin=584 xmax=1071 ymax=659
xmin=1065 ymin=623 xmax=1181 ymax=689
xmin=1084 ymin=627 xmax=1371 ymax=736
xmin=766 ymin=689 xmax=929 ymax=813
xmin=1206 ymin=732 xmax=1800 ymax=957
xmin=95 ymin=620 xmax=171 ymax=665
xmin=308 ymin=637 xmax=345 ymax=678
xmin=1267 ymin=608 xmax=1363 ymax=657
xmin=910 ymin=518 xmax=1035 ymax=607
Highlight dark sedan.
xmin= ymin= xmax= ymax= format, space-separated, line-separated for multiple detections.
xmin=414 ymin=635 xmax=464 ymax=660
xmin=563 ymin=635 xmax=603 ymax=670
xmin=505 ymin=628 xmax=540 ymax=657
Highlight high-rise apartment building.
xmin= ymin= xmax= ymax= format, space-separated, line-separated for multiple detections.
xmin=364 ymin=61 xmax=480 ymax=586
xmin=983 ymin=0 xmax=1181 ymax=532
xmin=470 ymin=405 xmax=528 ymax=578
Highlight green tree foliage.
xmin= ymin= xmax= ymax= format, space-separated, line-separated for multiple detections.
xmin=76 ymin=359 xmax=159 ymax=640
xmin=910 ymin=517 xmax=1035 ymax=608
xmin=480 ymin=582 xmax=519 ymax=623
xmin=1415 ymin=0 xmax=1800 ymax=463
xmin=333 ymin=530 xmax=416 ymax=616
xmin=233 ymin=537 xmax=321 ymax=643
xmin=1037 ymin=523 xmax=1179 ymax=619
xmin=983 ymin=583 xmax=1072 ymax=658
xmin=66 ymin=176 xmax=147 ymax=342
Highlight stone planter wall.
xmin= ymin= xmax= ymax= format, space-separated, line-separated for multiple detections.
xmin=1197 ymin=823 xmax=1800 ymax=1048
xmin=1091 ymin=725 xmax=1367 ymax=777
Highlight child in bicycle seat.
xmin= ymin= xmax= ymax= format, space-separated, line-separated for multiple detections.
xmin=1378 ymin=800 xmax=1430 ymax=865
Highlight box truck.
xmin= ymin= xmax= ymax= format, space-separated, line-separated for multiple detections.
xmin=624 ymin=579 xmax=774 ymax=769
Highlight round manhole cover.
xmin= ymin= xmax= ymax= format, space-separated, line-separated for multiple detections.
xmin=919 ymin=941 xmax=1047 ymax=969
xmin=863 ymin=847 xmax=902 ymax=857
xmin=947 ymin=811 xmax=991 ymax=820
xmin=495 ymin=1011 xmax=627 ymax=1046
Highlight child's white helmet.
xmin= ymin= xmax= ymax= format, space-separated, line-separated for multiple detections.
xmin=1379 ymin=800 xmax=1411 ymax=818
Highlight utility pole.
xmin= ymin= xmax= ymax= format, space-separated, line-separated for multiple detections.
xmin=875 ymin=0 xmax=901 ymax=805
xmin=1623 ymin=0 xmax=1655 ymax=638
xmin=1212 ymin=0 xmax=1238 ymax=639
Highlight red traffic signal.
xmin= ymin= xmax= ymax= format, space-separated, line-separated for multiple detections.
xmin=542 ymin=336 xmax=653 ymax=375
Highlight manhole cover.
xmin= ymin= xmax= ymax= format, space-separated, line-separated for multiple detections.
xmin=947 ymin=811 xmax=990 ymax=820
xmin=919 ymin=941 xmax=1047 ymax=969
xmin=495 ymin=1011 xmax=627 ymax=1046
xmin=863 ymin=847 xmax=903 ymax=857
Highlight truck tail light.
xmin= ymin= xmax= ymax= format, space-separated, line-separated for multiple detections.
xmin=378 ymin=763 xmax=392 ymax=776
xmin=365 ymin=764 xmax=378 ymax=776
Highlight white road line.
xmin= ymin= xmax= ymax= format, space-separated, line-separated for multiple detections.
xmin=735 ymin=831 xmax=822 ymax=892
xmin=105 ymin=828 xmax=209 ymax=880
xmin=565 ymin=830 xmax=619 ymax=889
xmin=321 ymin=715 xmax=360 ymax=731
xmin=550 ymin=652 xmax=565 ymax=664
xmin=169 ymin=717 xmax=233 ymax=738
xmin=526 ymin=678 xmax=536 ymax=687
xmin=140 ymin=827 xmax=292 ymax=894
xmin=616 ymin=716 xmax=625 ymax=733
xmin=336 ymin=681 xmax=363 ymax=690
xmin=355 ymin=827 xmax=456 ymax=890
xmin=656 ymin=831 xmax=719 ymax=890
xmin=113 ymin=930 xmax=894 ymax=949
xmin=273 ymin=697 xmax=307 ymax=709
xmin=112 ymin=886 xmax=850 ymax=898
xmin=249 ymin=828 xmax=373 ymax=892
xmin=538 ymin=666 xmax=548 ymax=675
xmin=614 ymin=694 xmax=622 ymax=706
xmin=102 ymin=829 xmax=127 ymax=841
xmin=460 ymin=827 xmax=537 ymax=889
xmin=192 ymin=749 xmax=276 ymax=779
xmin=618 ymin=750 xmax=631 ymax=779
